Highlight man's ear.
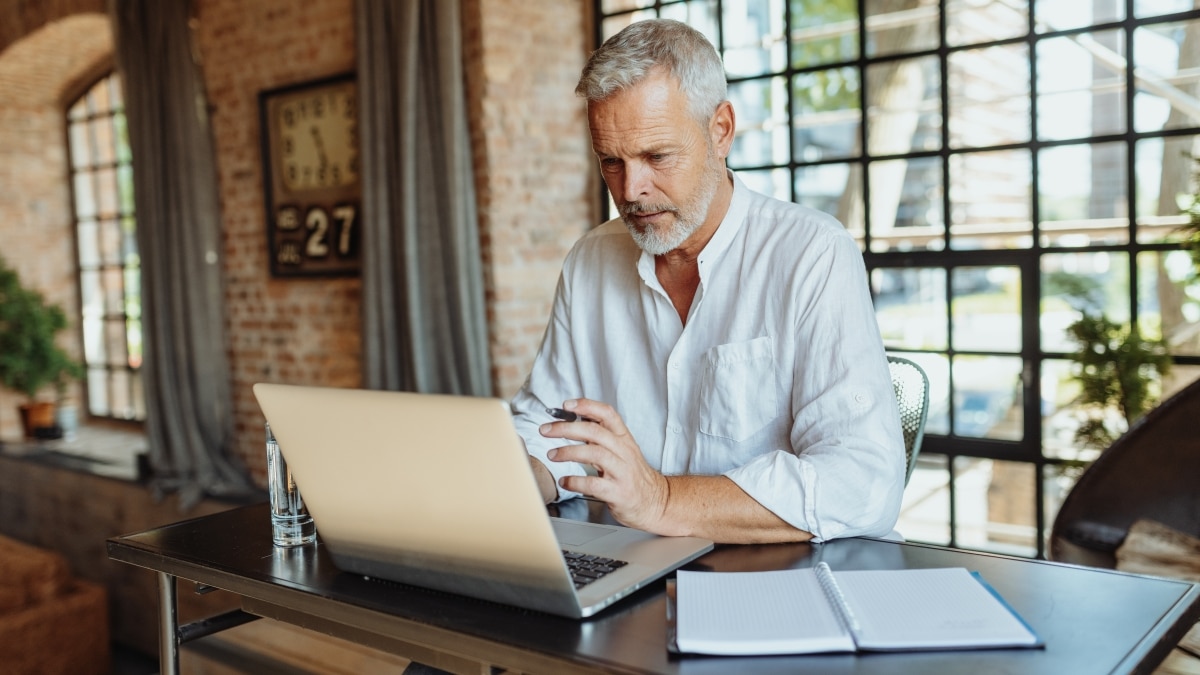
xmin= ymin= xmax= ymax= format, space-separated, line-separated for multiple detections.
xmin=709 ymin=100 xmax=736 ymax=159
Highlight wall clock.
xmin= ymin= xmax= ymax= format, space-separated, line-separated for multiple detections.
xmin=259 ymin=73 xmax=361 ymax=277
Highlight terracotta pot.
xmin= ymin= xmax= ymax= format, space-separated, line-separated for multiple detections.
xmin=18 ymin=401 xmax=56 ymax=438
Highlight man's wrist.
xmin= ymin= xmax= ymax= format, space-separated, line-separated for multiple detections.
xmin=528 ymin=455 xmax=558 ymax=503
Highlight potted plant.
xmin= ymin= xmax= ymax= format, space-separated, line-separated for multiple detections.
xmin=0 ymin=255 xmax=84 ymax=438
xmin=1045 ymin=272 xmax=1172 ymax=478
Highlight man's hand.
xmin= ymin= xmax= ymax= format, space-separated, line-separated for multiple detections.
xmin=539 ymin=399 xmax=672 ymax=532
xmin=536 ymin=398 xmax=812 ymax=543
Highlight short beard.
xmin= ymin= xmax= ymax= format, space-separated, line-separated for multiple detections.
xmin=620 ymin=154 xmax=724 ymax=256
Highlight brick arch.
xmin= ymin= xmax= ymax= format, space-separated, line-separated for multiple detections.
xmin=0 ymin=13 xmax=109 ymax=438
xmin=0 ymin=13 xmax=112 ymax=109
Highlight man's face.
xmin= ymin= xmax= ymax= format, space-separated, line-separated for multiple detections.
xmin=588 ymin=70 xmax=726 ymax=255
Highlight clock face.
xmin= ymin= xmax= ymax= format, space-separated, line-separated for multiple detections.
xmin=276 ymin=81 xmax=359 ymax=191
xmin=260 ymin=75 xmax=362 ymax=277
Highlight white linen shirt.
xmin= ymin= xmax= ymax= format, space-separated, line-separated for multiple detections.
xmin=511 ymin=173 xmax=905 ymax=542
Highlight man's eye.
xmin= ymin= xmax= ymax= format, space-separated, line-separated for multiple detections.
xmin=600 ymin=158 xmax=621 ymax=170
xmin=649 ymin=154 xmax=666 ymax=162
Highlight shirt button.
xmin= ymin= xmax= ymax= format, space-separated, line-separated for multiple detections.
xmin=854 ymin=393 xmax=867 ymax=403
xmin=671 ymin=425 xmax=681 ymax=434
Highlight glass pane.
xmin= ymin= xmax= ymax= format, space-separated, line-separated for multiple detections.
xmin=1035 ymin=0 xmax=1123 ymax=32
xmin=122 ymin=217 xmax=139 ymax=264
xmin=1139 ymin=250 xmax=1200 ymax=357
xmin=601 ymin=11 xmax=654 ymax=40
xmin=96 ymin=166 xmax=118 ymax=217
xmin=602 ymin=0 xmax=654 ymax=13
xmin=80 ymin=271 xmax=103 ymax=319
xmin=87 ymin=368 xmax=109 ymax=416
xmin=1135 ymin=135 xmax=1197 ymax=244
xmin=949 ymin=149 xmax=1033 ymax=250
xmin=68 ymin=97 xmax=88 ymax=121
xmin=77 ymin=221 xmax=100 ymax=267
xmin=93 ymin=116 xmax=115 ymax=165
xmin=896 ymin=453 xmax=950 ymax=545
xmin=868 ymin=156 xmax=944 ymax=252
xmin=1038 ymin=142 xmax=1129 ymax=247
xmin=1040 ymin=251 xmax=1131 ymax=353
xmin=1135 ymin=0 xmax=1196 ymax=18
xmin=792 ymin=67 xmax=861 ymax=162
xmin=127 ymin=317 xmax=143 ymax=368
xmin=117 ymin=164 xmax=135 ymax=214
xmin=113 ymin=111 xmax=131 ymax=163
xmin=954 ymin=457 xmax=1037 ymax=557
xmin=952 ymin=355 xmax=1023 ymax=440
xmin=1162 ymin=364 xmax=1200 ymax=401
xmin=68 ymin=122 xmax=91 ymax=169
xmin=91 ymin=78 xmax=111 ymax=111
xmin=795 ymin=163 xmax=862 ymax=240
xmin=1133 ymin=20 xmax=1200 ymax=133
xmin=103 ymin=267 xmax=125 ymax=314
xmin=106 ymin=319 xmax=128 ymax=367
xmin=73 ymin=170 xmax=96 ymax=219
xmin=865 ymin=0 xmax=938 ymax=58
xmin=952 ymin=266 xmax=1021 ymax=353
xmin=1036 ymin=31 xmax=1126 ymax=141
xmin=111 ymin=368 xmax=133 ymax=419
xmin=947 ymin=0 xmax=1026 ymax=46
xmin=738 ymin=168 xmax=790 ymax=202
xmin=1043 ymin=463 xmax=1079 ymax=556
xmin=108 ymin=72 xmax=123 ymax=109
xmin=82 ymin=314 xmax=103 ymax=364
xmin=873 ymin=267 xmax=948 ymax=351
xmin=99 ymin=219 xmax=122 ymax=265
xmin=723 ymin=0 xmax=786 ymax=78
xmin=729 ymin=76 xmax=790 ymax=168
xmin=124 ymin=265 xmax=141 ymax=319
xmin=1041 ymin=358 xmax=1081 ymax=460
xmin=659 ymin=0 xmax=719 ymax=47
xmin=789 ymin=0 xmax=858 ymax=67
xmin=948 ymin=43 xmax=1031 ymax=149
xmin=866 ymin=56 xmax=941 ymax=156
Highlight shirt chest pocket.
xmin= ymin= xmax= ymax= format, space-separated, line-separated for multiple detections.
xmin=698 ymin=336 xmax=779 ymax=442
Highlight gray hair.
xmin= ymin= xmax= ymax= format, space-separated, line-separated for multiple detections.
xmin=575 ymin=19 xmax=727 ymax=124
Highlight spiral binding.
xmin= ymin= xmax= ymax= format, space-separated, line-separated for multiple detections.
xmin=814 ymin=562 xmax=864 ymax=643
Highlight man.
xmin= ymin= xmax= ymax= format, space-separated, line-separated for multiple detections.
xmin=510 ymin=18 xmax=904 ymax=545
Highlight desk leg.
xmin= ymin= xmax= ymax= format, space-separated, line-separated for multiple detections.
xmin=158 ymin=571 xmax=180 ymax=675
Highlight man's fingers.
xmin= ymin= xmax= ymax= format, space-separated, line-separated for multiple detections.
xmin=568 ymin=399 xmax=632 ymax=437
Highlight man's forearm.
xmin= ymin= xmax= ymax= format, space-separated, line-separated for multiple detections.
xmin=654 ymin=475 xmax=814 ymax=544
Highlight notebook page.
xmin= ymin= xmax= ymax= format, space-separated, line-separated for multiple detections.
xmin=833 ymin=567 xmax=1040 ymax=650
xmin=674 ymin=569 xmax=856 ymax=655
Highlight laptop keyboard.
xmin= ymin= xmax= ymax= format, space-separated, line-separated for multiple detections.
xmin=563 ymin=550 xmax=628 ymax=589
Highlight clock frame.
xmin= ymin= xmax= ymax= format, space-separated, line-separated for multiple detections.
xmin=259 ymin=73 xmax=361 ymax=277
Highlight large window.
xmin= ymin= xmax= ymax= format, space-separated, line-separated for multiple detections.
xmin=595 ymin=0 xmax=1200 ymax=557
xmin=66 ymin=73 xmax=146 ymax=422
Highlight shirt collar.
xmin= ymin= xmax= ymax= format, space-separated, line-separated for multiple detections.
xmin=636 ymin=170 xmax=749 ymax=283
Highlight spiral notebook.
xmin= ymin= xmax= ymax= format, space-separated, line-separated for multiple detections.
xmin=673 ymin=563 xmax=1042 ymax=655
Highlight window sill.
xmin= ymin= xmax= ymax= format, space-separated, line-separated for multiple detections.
xmin=0 ymin=424 xmax=148 ymax=482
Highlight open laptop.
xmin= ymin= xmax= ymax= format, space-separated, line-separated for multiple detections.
xmin=252 ymin=383 xmax=713 ymax=619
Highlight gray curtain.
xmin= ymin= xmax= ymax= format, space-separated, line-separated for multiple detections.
xmin=357 ymin=0 xmax=492 ymax=396
xmin=110 ymin=0 xmax=250 ymax=507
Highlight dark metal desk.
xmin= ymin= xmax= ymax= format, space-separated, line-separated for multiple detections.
xmin=107 ymin=502 xmax=1200 ymax=675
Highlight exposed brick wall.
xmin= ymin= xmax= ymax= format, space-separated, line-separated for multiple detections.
xmin=192 ymin=0 xmax=362 ymax=483
xmin=0 ymin=13 xmax=110 ymax=439
xmin=0 ymin=0 xmax=594 ymax=484
xmin=465 ymin=0 xmax=594 ymax=397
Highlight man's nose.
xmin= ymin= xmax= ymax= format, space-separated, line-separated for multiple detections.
xmin=622 ymin=162 xmax=651 ymax=201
